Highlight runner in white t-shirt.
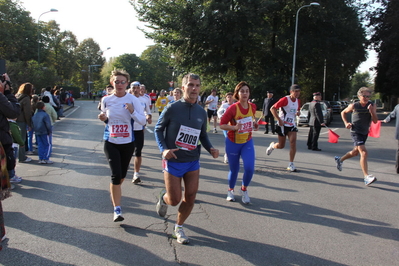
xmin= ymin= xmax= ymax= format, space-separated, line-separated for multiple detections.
xmin=266 ymin=84 xmax=301 ymax=172
xmin=98 ymin=70 xmax=146 ymax=222
xmin=217 ymin=92 xmax=234 ymax=163
xmin=129 ymin=81 xmax=152 ymax=184
xmin=167 ymin=90 xmax=174 ymax=102
xmin=205 ymin=89 xmax=219 ymax=133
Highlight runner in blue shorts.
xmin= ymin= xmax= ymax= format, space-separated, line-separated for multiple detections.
xmin=154 ymin=73 xmax=219 ymax=244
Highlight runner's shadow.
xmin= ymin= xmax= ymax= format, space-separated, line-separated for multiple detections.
xmin=3 ymin=212 xmax=177 ymax=265
xmin=186 ymin=225 xmax=347 ymax=266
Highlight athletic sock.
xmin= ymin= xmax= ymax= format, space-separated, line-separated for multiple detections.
xmin=175 ymin=224 xmax=183 ymax=230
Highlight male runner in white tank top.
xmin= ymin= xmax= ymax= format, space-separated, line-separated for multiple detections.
xmin=266 ymin=84 xmax=301 ymax=172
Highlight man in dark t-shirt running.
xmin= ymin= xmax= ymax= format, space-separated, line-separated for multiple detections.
xmin=334 ymin=87 xmax=378 ymax=186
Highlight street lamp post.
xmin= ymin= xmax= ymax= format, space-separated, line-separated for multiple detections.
xmin=99 ymin=47 xmax=111 ymax=56
xmin=88 ymin=64 xmax=101 ymax=97
xmin=37 ymin=8 xmax=58 ymax=64
xmin=291 ymin=2 xmax=320 ymax=85
xmin=169 ymin=55 xmax=175 ymax=90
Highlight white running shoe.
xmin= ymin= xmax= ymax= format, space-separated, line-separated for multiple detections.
xmin=113 ymin=207 xmax=124 ymax=222
xmin=156 ymin=189 xmax=168 ymax=217
xmin=132 ymin=173 xmax=141 ymax=184
xmin=9 ymin=176 xmax=22 ymax=183
xmin=172 ymin=226 xmax=189 ymax=244
xmin=223 ymin=154 xmax=228 ymax=164
xmin=266 ymin=142 xmax=275 ymax=156
xmin=287 ymin=163 xmax=297 ymax=172
xmin=335 ymin=156 xmax=343 ymax=171
xmin=20 ymin=157 xmax=32 ymax=163
xmin=240 ymin=190 xmax=250 ymax=204
xmin=226 ymin=190 xmax=235 ymax=202
xmin=364 ymin=175 xmax=377 ymax=186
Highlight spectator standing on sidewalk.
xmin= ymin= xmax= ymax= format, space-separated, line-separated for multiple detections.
xmin=307 ymin=92 xmax=325 ymax=151
xmin=32 ymin=102 xmax=53 ymax=164
xmin=8 ymin=117 xmax=24 ymax=183
xmin=16 ymin=83 xmax=34 ymax=163
xmin=40 ymin=96 xmax=57 ymax=159
xmin=259 ymin=90 xmax=277 ymax=134
xmin=27 ymin=95 xmax=39 ymax=155
xmin=0 ymin=73 xmax=21 ymax=243
xmin=41 ymin=96 xmax=57 ymax=125
xmin=382 ymin=103 xmax=399 ymax=174
xmin=43 ymin=87 xmax=58 ymax=109
xmin=334 ymin=87 xmax=378 ymax=186
xmin=0 ymin=142 xmax=11 ymax=243
xmin=53 ymin=88 xmax=64 ymax=118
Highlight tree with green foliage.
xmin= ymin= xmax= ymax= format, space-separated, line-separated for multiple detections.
xmin=74 ymin=38 xmax=105 ymax=93
xmin=139 ymin=45 xmax=174 ymax=90
xmin=43 ymin=21 xmax=79 ymax=84
xmin=98 ymin=58 xmax=116 ymax=91
xmin=367 ymin=0 xmax=398 ymax=108
xmin=113 ymin=53 xmax=142 ymax=82
xmin=0 ymin=0 xmax=37 ymax=62
xmin=131 ymin=0 xmax=366 ymax=104
xmin=98 ymin=46 xmax=176 ymax=92
xmin=7 ymin=60 xmax=58 ymax=91
xmin=350 ymin=71 xmax=372 ymax=98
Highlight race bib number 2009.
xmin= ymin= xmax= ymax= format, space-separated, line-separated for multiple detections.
xmin=175 ymin=125 xmax=200 ymax=151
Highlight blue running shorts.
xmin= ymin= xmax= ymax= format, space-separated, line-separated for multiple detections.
xmin=162 ymin=160 xmax=200 ymax=178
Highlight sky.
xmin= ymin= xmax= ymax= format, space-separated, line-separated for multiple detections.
xmin=22 ymin=0 xmax=376 ymax=73
xmin=22 ymin=0 xmax=155 ymax=60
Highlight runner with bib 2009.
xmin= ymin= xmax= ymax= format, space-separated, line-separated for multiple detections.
xmin=154 ymin=73 xmax=219 ymax=245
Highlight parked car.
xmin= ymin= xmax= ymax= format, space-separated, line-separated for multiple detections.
xmin=297 ymin=102 xmax=330 ymax=126
xmin=340 ymin=101 xmax=349 ymax=109
xmin=330 ymin=101 xmax=343 ymax=113
xmin=322 ymin=100 xmax=333 ymax=122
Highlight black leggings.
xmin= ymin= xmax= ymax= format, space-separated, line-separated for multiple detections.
xmin=104 ymin=141 xmax=135 ymax=185
xmin=133 ymin=130 xmax=144 ymax=157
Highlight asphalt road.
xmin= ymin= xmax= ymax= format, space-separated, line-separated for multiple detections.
xmin=1 ymin=100 xmax=398 ymax=265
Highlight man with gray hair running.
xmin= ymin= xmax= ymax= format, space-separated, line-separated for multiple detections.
xmin=334 ymin=87 xmax=378 ymax=186
xmin=154 ymin=73 xmax=219 ymax=244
